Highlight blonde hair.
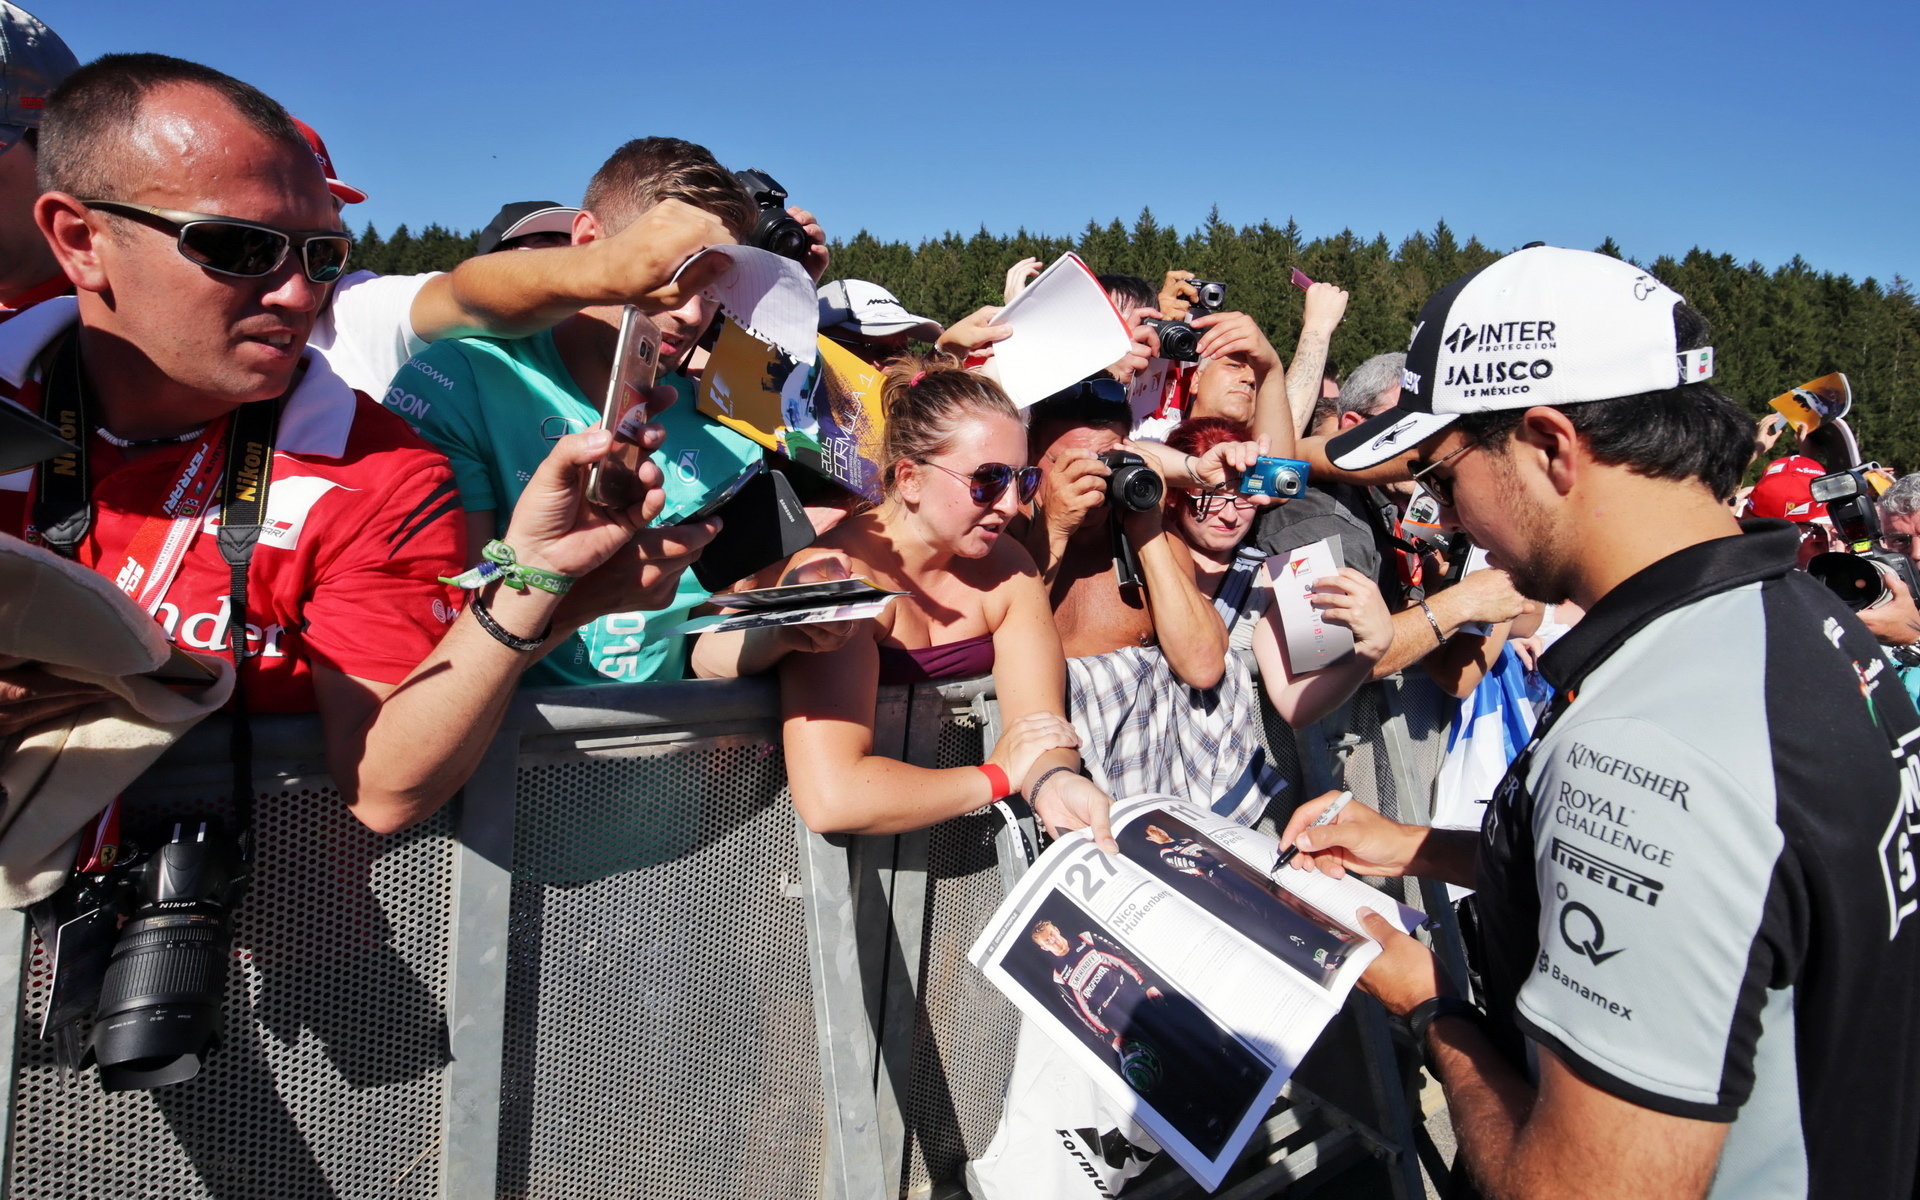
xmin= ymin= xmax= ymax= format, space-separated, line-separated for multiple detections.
xmin=878 ymin=356 xmax=1020 ymax=496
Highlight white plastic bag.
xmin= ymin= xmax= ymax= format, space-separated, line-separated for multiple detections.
xmin=967 ymin=1018 xmax=1162 ymax=1199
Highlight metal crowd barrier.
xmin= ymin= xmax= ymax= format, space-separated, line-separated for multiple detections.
xmin=0 ymin=668 xmax=1461 ymax=1199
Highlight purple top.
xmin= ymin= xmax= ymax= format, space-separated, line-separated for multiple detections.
xmin=875 ymin=631 xmax=996 ymax=686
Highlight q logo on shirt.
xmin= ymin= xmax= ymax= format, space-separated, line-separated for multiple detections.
xmin=1560 ymin=901 xmax=1625 ymax=966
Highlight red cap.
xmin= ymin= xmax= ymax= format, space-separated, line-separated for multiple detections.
xmin=291 ymin=117 xmax=367 ymax=205
xmin=1746 ymin=455 xmax=1829 ymax=522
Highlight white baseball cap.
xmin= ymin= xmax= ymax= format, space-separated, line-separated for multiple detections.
xmin=1329 ymin=246 xmax=1715 ymax=469
xmin=817 ymin=279 xmax=942 ymax=341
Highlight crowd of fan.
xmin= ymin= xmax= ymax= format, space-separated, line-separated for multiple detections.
xmin=1 ymin=9 xmax=1917 ymax=1199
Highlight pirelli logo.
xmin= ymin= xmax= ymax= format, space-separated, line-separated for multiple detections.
xmin=1550 ymin=838 xmax=1665 ymax=908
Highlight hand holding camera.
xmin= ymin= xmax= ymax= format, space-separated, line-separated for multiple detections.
xmin=1039 ymin=447 xmax=1114 ymax=541
xmin=1142 ymin=279 xmax=1229 ymax=363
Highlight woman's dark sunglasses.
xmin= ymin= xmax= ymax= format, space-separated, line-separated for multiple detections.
xmin=917 ymin=459 xmax=1041 ymax=505
xmin=82 ymin=200 xmax=353 ymax=284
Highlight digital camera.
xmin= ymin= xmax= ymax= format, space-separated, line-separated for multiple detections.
xmin=1238 ymin=456 xmax=1309 ymax=500
xmin=1805 ymin=467 xmax=1920 ymax=611
xmin=1098 ymin=449 xmax=1165 ymax=512
xmin=1141 ymin=318 xmax=1201 ymax=363
xmin=88 ymin=821 xmax=246 ymax=1091
xmin=1186 ymin=279 xmax=1227 ymax=318
xmin=734 ymin=168 xmax=810 ymax=264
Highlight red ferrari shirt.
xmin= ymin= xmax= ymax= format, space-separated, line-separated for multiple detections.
xmin=0 ymin=300 xmax=465 ymax=713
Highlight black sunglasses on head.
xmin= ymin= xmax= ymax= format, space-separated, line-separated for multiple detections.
xmin=82 ymin=200 xmax=352 ymax=284
xmin=917 ymin=459 xmax=1041 ymax=505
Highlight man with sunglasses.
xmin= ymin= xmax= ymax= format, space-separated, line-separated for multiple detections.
xmin=0 ymin=55 xmax=697 ymax=837
xmin=1281 ymin=246 xmax=1920 ymax=1200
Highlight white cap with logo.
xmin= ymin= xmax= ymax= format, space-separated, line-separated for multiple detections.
xmin=817 ymin=279 xmax=942 ymax=342
xmin=1329 ymin=246 xmax=1715 ymax=469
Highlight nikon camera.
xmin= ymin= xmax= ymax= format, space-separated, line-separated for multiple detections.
xmin=1805 ymin=467 xmax=1920 ymax=610
xmin=88 ymin=821 xmax=246 ymax=1090
xmin=733 ymin=169 xmax=810 ymax=264
xmin=1097 ymin=449 xmax=1164 ymax=592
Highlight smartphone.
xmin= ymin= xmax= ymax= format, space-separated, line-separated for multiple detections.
xmin=587 ymin=306 xmax=664 ymax=509
xmin=1290 ymin=268 xmax=1315 ymax=291
xmin=690 ymin=468 xmax=817 ymax=593
xmin=655 ymin=457 xmax=765 ymax=528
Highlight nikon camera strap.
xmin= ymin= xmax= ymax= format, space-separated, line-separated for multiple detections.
xmin=31 ymin=330 xmax=283 ymax=850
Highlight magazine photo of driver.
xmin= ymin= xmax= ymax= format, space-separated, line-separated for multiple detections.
xmin=1024 ymin=901 xmax=1266 ymax=1159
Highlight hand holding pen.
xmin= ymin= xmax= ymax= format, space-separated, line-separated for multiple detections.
xmin=1275 ymin=790 xmax=1354 ymax=872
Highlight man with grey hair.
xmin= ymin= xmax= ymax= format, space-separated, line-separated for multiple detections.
xmin=1879 ymin=471 xmax=1920 ymax=572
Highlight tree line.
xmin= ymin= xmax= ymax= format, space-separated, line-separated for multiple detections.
xmin=351 ymin=211 xmax=1920 ymax=470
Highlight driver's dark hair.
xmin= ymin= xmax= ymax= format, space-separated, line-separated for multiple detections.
xmin=1452 ymin=303 xmax=1753 ymax=502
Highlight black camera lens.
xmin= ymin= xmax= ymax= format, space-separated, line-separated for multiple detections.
xmin=1098 ymin=450 xmax=1165 ymax=512
xmin=1807 ymin=551 xmax=1890 ymax=611
xmin=88 ymin=825 xmax=243 ymax=1091
xmin=1143 ymin=318 xmax=1200 ymax=362
xmin=734 ymin=168 xmax=810 ymax=265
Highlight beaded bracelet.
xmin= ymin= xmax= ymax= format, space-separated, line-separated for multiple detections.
xmin=441 ymin=540 xmax=575 ymax=595
xmin=469 ymin=592 xmax=551 ymax=653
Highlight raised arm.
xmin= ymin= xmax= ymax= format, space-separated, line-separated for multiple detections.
xmin=1284 ymin=282 xmax=1349 ymax=434
xmin=403 ymin=200 xmax=736 ymax=343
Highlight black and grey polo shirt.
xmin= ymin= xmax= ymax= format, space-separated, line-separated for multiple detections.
xmin=1472 ymin=521 xmax=1920 ymax=1199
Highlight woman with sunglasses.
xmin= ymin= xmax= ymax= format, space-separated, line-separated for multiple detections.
xmin=768 ymin=359 xmax=1118 ymax=849
xmin=1164 ymin=418 xmax=1393 ymax=730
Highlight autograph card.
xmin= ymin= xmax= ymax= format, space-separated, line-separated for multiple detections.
xmin=1269 ymin=536 xmax=1354 ymax=674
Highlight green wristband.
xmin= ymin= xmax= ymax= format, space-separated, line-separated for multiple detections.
xmin=439 ymin=539 xmax=575 ymax=595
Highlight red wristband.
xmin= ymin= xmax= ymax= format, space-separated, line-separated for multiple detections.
xmin=976 ymin=763 xmax=1012 ymax=800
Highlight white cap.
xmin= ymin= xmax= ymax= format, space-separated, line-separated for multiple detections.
xmin=1329 ymin=246 xmax=1714 ymax=469
xmin=817 ymin=279 xmax=942 ymax=341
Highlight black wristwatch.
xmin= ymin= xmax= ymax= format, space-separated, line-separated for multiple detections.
xmin=1405 ymin=995 xmax=1484 ymax=1065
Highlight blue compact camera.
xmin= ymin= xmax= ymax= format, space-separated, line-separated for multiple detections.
xmin=1238 ymin=456 xmax=1309 ymax=500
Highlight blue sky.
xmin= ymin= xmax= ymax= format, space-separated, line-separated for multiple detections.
xmin=33 ymin=0 xmax=1920 ymax=289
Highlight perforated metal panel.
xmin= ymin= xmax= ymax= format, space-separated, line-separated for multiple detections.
xmin=899 ymin=709 xmax=1022 ymax=1197
xmin=496 ymin=735 xmax=822 ymax=1200
xmin=8 ymin=770 xmax=456 ymax=1199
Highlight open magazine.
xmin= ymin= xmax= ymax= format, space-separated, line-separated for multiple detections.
xmin=968 ymin=794 xmax=1426 ymax=1191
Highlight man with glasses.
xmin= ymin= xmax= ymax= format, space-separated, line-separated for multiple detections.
xmin=1283 ymin=246 xmax=1920 ymax=1199
xmin=0 ymin=2 xmax=75 ymax=317
xmin=0 ymin=55 xmax=693 ymax=835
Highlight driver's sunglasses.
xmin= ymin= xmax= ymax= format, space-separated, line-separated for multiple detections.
xmin=82 ymin=200 xmax=352 ymax=284
xmin=1184 ymin=490 xmax=1257 ymax=519
xmin=917 ymin=459 xmax=1041 ymax=506
xmin=1410 ymin=439 xmax=1480 ymax=509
